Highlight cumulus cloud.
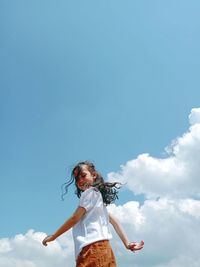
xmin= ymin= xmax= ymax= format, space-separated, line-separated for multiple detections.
xmin=188 ymin=107 xmax=200 ymax=125
xmin=108 ymin=108 xmax=200 ymax=199
xmin=1 ymin=108 xmax=200 ymax=267
xmin=108 ymin=198 xmax=200 ymax=267
xmin=0 ymin=230 xmax=74 ymax=267
xmin=1 ymin=197 xmax=200 ymax=267
xmin=105 ymin=108 xmax=200 ymax=267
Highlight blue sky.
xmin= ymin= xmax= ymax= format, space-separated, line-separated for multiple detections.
xmin=1 ymin=1 xmax=200 ymax=266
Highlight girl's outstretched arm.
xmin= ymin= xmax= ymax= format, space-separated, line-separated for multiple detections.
xmin=108 ymin=213 xmax=144 ymax=252
xmin=42 ymin=207 xmax=86 ymax=246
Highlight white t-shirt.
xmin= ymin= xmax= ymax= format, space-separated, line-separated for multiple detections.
xmin=72 ymin=187 xmax=112 ymax=259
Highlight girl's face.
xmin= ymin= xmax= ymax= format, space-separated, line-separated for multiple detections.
xmin=75 ymin=165 xmax=97 ymax=191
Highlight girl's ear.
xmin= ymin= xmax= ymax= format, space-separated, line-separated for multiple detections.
xmin=93 ymin=171 xmax=97 ymax=179
xmin=73 ymin=167 xmax=79 ymax=177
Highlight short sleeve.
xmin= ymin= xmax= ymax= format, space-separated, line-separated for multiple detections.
xmin=79 ymin=188 xmax=99 ymax=212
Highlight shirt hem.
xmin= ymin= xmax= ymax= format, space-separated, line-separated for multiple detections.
xmin=75 ymin=237 xmax=112 ymax=260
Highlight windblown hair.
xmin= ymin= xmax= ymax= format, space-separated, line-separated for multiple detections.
xmin=61 ymin=161 xmax=121 ymax=205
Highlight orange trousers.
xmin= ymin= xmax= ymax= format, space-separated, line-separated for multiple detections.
xmin=76 ymin=240 xmax=117 ymax=267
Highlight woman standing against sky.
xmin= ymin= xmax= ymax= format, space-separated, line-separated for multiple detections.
xmin=42 ymin=161 xmax=144 ymax=267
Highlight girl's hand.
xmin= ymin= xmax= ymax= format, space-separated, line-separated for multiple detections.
xmin=42 ymin=235 xmax=56 ymax=246
xmin=127 ymin=240 xmax=144 ymax=252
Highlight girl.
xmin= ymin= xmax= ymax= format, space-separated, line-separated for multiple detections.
xmin=42 ymin=161 xmax=144 ymax=267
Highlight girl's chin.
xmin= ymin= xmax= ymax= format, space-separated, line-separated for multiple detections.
xmin=80 ymin=184 xmax=92 ymax=191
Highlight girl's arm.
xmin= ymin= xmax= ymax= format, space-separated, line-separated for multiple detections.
xmin=109 ymin=212 xmax=129 ymax=249
xmin=42 ymin=207 xmax=86 ymax=246
xmin=108 ymin=213 xmax=144 ymax=251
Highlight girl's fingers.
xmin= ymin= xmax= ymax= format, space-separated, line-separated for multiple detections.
xmin=42 ymin=235 xmax=54 ymax=246
xmin=42 ymin=240 xmax=47 ymax=246
xmin=42 ymin=238 xmax=48 ymax=246
xmin=128 ymin=241 xmax=144 ymax=251
xmin=133 ymin=241 xmax=144 ymax=250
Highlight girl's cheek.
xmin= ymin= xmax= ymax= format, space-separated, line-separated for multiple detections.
xmin=77 ymin=180 xmax=84 ymax=188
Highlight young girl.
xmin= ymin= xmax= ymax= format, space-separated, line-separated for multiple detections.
xmin=42 ymin=161 xmax=144 ymax=267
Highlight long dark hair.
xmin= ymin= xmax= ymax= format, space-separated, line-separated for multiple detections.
xmin=61 ymin=161 xmax=121 ymax=205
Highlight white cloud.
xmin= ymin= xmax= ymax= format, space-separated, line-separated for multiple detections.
xmin=0 ymin=230 xmax=75 ymax=267
xmin=108 ymin=198 xmax=200 ymax=267
xmin=1 ymin=108 xmax=200 ymax=267
xmin=1 ymin=198 xmax=200 ymax=267
xmin=105 ymin=108 xmax=200 ymax=266
xmin=108 ymin=108 xmax=200 ymax=199
xmin=188 ymin=107 xmax=200 ymax=125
